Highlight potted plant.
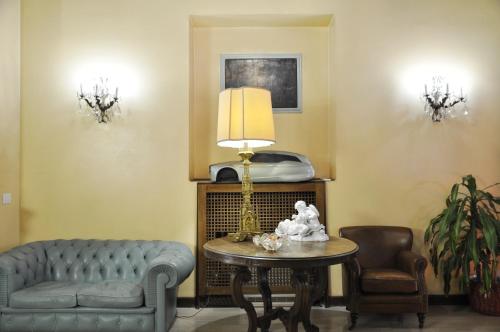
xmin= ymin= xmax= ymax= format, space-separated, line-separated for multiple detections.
xmin=425 ymin=175 xmax=499 ymax=315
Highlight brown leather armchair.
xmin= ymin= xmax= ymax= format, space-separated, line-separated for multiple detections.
xmin=339 ymin=226 xmax=428 ymax=329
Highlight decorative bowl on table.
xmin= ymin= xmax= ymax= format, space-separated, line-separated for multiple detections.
xmin=253 ymin=233 xmax=283 ymax=251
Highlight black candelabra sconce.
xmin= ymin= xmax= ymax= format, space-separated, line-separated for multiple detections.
xmin=78 ymin=78 xmax=120 ymax=123
xmin=423 ymin=76 xmax=467 ymax=122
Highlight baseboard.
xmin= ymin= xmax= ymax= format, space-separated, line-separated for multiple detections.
xmin=178 ymin=297 xmax=197 ymax=308
xmin=328 ymin=295 xmax=469 ymax=306
xmin=328 ymin=296 xmax=344 ymax=306
xmin=177 ymin=294 xmax=469 ymax=308
xmin=428 ymin=294 xmax=469 ymax=305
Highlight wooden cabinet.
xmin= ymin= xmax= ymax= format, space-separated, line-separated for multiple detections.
xmin=197 ymin=181 xmax=328 ymax=303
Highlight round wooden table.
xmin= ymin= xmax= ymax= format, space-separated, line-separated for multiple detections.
xmin=204 ymin=236 xmax=358 ymax=332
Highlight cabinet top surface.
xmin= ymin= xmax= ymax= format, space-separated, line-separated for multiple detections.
xmin=204 ymin=236 xmax=358 ymax=267
xmin=196 ymin=179 xmax=331 ymax=185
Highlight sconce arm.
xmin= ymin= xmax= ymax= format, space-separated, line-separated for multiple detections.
xmin=445 ymin=98 xmax=465 ymax=108
xmin=424 ymin=94 xmax=440 ymax=110
xmin=99 ymin=99 xmax=117 ymax=112
xmin=82 ymin=97 xmax=96 ymax=109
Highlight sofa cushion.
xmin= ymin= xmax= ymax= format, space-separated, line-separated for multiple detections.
xmin=9 ymin=281 xmax=85 ymax=309
xmin=77 ymin=281 xmax=144 ymax=308
xmin=361 ymin=268 xmax=418 ymax=294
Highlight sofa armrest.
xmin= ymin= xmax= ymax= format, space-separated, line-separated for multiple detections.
xmin=0 ymin=243 xmax=47 ymax=307
xmin=0 ymin=253 xmax=41 ymax=307
xmin=397 ymin=250 xmax=427 ymax=278
xmin=0 ymin=255 xmax=16 ymax=306
xmin=143 ymin=243 xmax=195 ymax=308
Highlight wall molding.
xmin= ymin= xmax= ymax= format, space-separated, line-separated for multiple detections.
xmin=178 ymin=294 xmax=469 ymax=308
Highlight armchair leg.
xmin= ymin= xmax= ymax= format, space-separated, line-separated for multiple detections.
xmin=348 ymin=312 xmax=358 ymax=330
xmin=417 ymin=313 xmax=425 ymax=328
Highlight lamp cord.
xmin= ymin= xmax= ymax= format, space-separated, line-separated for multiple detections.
xmin=175 ymin=295 xmax=211 ymax=319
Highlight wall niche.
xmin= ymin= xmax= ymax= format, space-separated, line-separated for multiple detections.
xmin=189 ymin=15 xmax=334 ymax=181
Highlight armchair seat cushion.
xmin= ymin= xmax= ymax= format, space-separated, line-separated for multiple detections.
xmin=77 ymin=281 xmax=144 ymax=308
xmin=361 ymin=268 xmax=418 ymax=294
xmin=10 ymin=281 xmax=85 ymax=309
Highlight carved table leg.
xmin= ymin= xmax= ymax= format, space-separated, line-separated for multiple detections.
xmin=345 ymin=257 xmax=360 ymax=330
xmin=311 ymin=267 xmax=328 ymax=305
xmin=257 ymin=267 xmax=272 ymax=332
xmin=349 ymin=312 xmax=358 ymax=330
xmin=298 ymin=269 xmax=319 ymax=332
xmin=231 ymin=266 xmax=258 ymax=332
xmin=417 ymin=313 xmax=425 ymax=329
xmin=281 ymin=269 xmax=319 ymax=332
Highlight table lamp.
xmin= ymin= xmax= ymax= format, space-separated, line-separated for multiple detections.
xmin=217 ymin=87 xmax=275 ymax=242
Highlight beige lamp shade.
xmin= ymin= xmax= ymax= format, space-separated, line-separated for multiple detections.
xmin=217 ymin=87 xmax=275 ymax=148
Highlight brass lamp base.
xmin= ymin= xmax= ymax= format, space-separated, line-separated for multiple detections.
xmin=228 ymin=149 xmax=262 ymax=242
xmin=227 ymin=231 xmax=261 ymax=242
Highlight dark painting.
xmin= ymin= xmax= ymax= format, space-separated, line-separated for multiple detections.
xmin=222 ymin=56 xmax=301 ymax=112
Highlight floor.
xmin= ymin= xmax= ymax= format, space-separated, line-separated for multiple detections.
xmin=172 ymin=305 xmax=499 ymax=331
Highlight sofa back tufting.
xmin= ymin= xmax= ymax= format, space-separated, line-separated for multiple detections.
xmin=42 ymin=240 xmax=176 ymax=283
xmin=0 ymin=239 xmax=189 ymax=305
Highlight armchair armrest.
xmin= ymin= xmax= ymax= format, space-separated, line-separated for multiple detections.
xmin=397 ymin=250 xmax=428 ymax=313
xmin=143 ymin=243 xmax=195 ymax=308
xmin=342 ymin=257 xmax=361 ymax=312
xmin=347 ymin=257 xmax=361 ymax=277
xmin=397 ymin=250 xmax=427 ymax=278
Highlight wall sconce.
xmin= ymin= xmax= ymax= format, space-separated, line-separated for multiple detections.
xmin=77 ymin=78 xmax=119 ymax=123
xmin=423 ymin=76 xmax=467 ymax=122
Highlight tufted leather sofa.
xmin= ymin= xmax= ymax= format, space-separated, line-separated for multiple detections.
xmin=0 ymin=239 xmax=195 ymax=332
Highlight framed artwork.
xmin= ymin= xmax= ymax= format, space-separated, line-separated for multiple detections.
xmin=220 ymin=54 xmax=302 ymax=113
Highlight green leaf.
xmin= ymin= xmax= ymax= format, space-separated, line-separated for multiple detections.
xmin=479 ymin=209 xmax=497 ymax=254
xmin=438 ymin=203 xmax=456 ymax=243
xmin=450 ymin=183 xmax=460 ymax=201
xmin=424 ymin=216 xmax=440 ymax=243
xmin=477 ymin=190 xmax=500 ymax=214
xmin=441 ymin=257 xmax=456 ymax=296
xmin=438 ymin=239 xmax=451 ymax=259
xmin=461 ymin=250 xmax=470 ymax=292
xmin=463 ymin=175 xmax=477 ymax=194
xmin=480 ymin=256 xmax=492 ymax=293
xmin=430 ymin=248 xmax=439 ymax=276
xmin=451 ymin=200 xmax=466 ymax=254
xmin=468 ymin=229 xmax=479 ymax=266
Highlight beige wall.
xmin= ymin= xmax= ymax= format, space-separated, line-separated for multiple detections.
xmin=0 ymin=0 xmax=20 ymax=252
xmin=327 ymin=0 xmax=500 ymax=295
xmin=20 ymin=0 xmax=500 ymax=297
xmin=191 ymin=25 xmax=331 ymax=179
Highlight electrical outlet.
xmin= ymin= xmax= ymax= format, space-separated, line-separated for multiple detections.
xmin=2 ymin=193 xmax=12 ymax=205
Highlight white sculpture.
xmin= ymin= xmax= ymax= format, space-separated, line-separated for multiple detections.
xmin=275 ymin=201 xmax=329 ymax=242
